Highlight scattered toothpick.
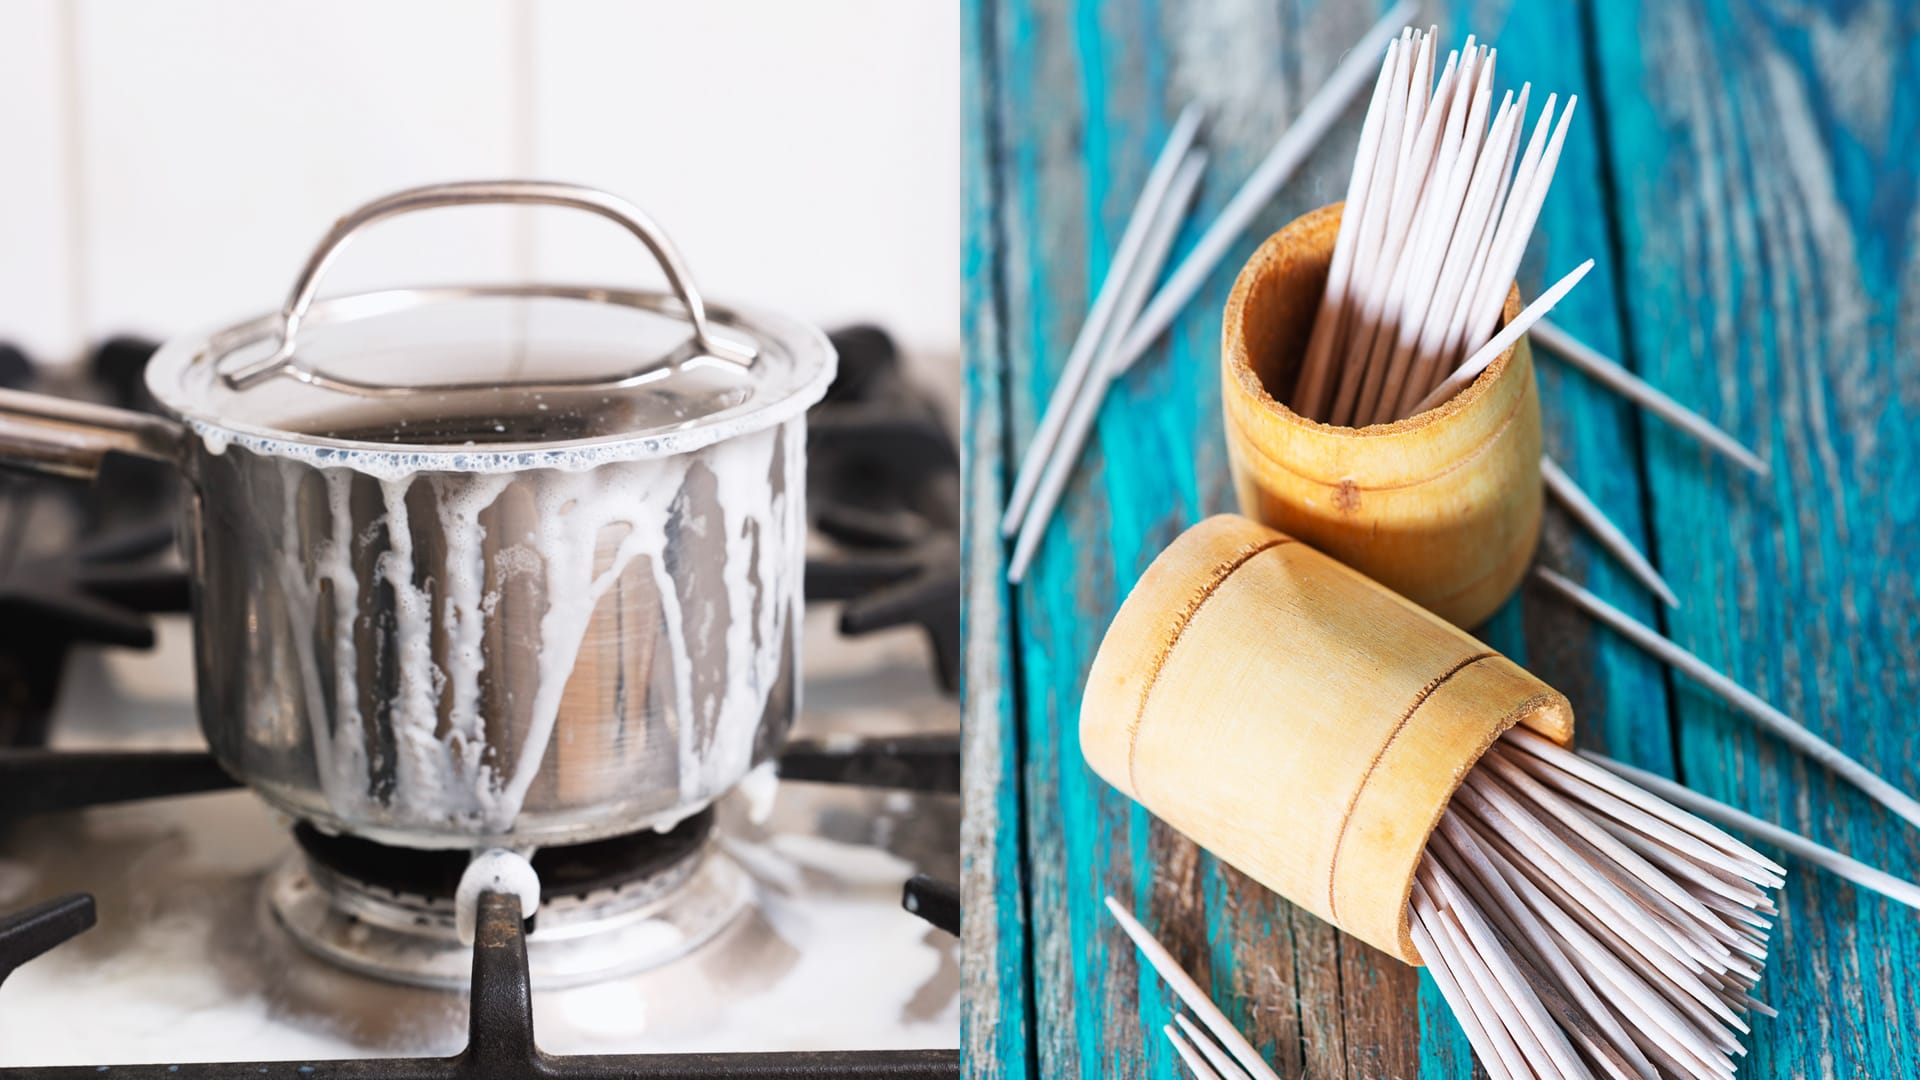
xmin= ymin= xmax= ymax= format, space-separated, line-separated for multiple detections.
xmin=1001 ymin=104 xmax=1205 ymax=540
xmin=1106 ymin=896 xmax=1282 ymax=1080
xmin=1530 ymin=319 xmax=1768 ymax=477
xmin=1533 ymin=566 xmax=1920 ymax=832
xmin=1164 ymin=1023 xmax=1226 ymax=1080
xmin=1174 ymin=1014 xmax=1255 ymax=1080
xmin=1540 ymin=454 xmax=1680 ymax=608
xmin=1586 ymin=753 xmax=1920 ymax=913
xmin=1007 ymin=149 xmax=1207 ymax=584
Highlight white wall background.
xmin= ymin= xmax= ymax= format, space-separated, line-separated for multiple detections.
xmin=0 ymin=0 xmax=960 ymax=388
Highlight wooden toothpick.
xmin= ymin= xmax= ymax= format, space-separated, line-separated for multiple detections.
xmin=1501 ymin=727 xmax=1785 ymax=880
xmin=1463 ymin=95 xmax=1580 ymax=354
xmin=1000 ymin=104 xmax=1204 ymax=538
xmin=1533 ymin=566 xmax=1920 ymax=832
xmin=1107 ymin=897 xmax=1282 ymax=1080
xmin=1587 ymin=754 xmax=1920 ymax=912
xmin=1530 ymin=319 xmax=1768 ymax=477
xmin=1164 ymin=1024 xmax=1226 ymax=1080
xmin=1292 ymin=37 xmax=1405 ymax=417
xmin=1379 ymin=86 xmax=1524 ymax=422
xmin=1454 ymin=792 xmax=1752 ymax=1074
xmin=1426 ymin=859 xmax=1595 ymax=1078
xmin=1437 ymin=89 xmax=1546 ymax=372
xmin=1540 ymin=454 xmax=1680 ymax=608
xmin=1412 ymin=258 xmax=1595 ymax=413
xmin=1175 ymin=1014 xmax=1255 ymax=1080
xmin=1414 ymin=877 xmax=1529 ymax=1080
xmin=1436 ymin=816 xmax=1661 ymax=1080
xmin=1007 ymin=149 xmax=1206 ymax=583
xmin=1114 ymin=2 xmax=1415 ymax=374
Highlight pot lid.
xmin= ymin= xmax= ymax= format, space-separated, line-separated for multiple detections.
xmin=144 ymin=182 xmax=835 ymax=467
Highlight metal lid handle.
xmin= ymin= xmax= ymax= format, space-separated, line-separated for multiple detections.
xmin=221 ymin=180 xmax=755 ymax=390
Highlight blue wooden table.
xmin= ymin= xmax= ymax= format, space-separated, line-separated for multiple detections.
xmin=959 ymin=0 xmax=1920 ymax=1075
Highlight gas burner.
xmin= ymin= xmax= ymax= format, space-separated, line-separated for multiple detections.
xmin=809 ymin=523 xmax=960 ymax=693
xmin=0 ymin=894 xmax=93 ymax=990
xmin=268 ymin=809 xmax=749 ymax=989
xmin=292 ymin=809 xmax=716 ymax=901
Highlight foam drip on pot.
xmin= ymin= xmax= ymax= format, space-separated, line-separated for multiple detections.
xmin=254 ymin=419 xmax=802 ymax=839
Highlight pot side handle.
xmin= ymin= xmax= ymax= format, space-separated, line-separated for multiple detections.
xmin=0 ymin=387 xmax=189 ymax=480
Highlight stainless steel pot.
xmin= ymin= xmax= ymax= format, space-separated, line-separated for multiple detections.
xmin=0 ymin=181 xmax=835 ymax=849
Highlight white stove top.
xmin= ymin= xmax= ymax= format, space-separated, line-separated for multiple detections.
xmin=0 ymin=609 xmax=959 ymax=1066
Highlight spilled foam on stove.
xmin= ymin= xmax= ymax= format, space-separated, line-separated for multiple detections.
xmin=0 ymin=792 xmax=955 ymax=1064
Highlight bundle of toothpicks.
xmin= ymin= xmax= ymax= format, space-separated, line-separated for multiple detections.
xmin=1116 ymin=724 xmax=1782 ymax=1080
xmin=1415 ymin=728 xmax=1779 ymax=1080
xmin=1291 ymin=26 xmax=1589 ymax=426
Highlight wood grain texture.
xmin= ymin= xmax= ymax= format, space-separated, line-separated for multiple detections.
xmin=1079 ymin=515 xmax=1574 ymax=963
xmin=969 ymin=2 xmax=1434 ymax=1075
xmin=1589 ymin=2 xmax=1920 ymax=1074
xmin=960 ymin=0 xmax=1034 ymax=1072
xmin=962 ymin=0 xmax=1918 ymax=1076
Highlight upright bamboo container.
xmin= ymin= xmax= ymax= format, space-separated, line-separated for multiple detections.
xmin=1081 ymin=514 xmax=1573 ymax=963
xmin=1221 ymin=203 xmax=1542 ymax=628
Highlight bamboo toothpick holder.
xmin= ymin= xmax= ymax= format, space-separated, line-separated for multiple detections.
xmin=1221 ymin=203 xmax=1543 ymax=628
xmin=1081 ymin=514 xmax=1574 ymax=963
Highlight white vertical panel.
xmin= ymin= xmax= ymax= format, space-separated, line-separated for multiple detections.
xmin=74 ymin=0 xmax=521 ymax=343
xmin=531 ymin=0 xmax=962 ymax=365
xmin=0 ymin=0 xmax=78 ymax=364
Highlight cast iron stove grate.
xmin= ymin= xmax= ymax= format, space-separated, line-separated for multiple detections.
xmin=806 ymin=325 xmax=960 ymax=692
xmin=0 ymin=333 xmax=961 ymax=1078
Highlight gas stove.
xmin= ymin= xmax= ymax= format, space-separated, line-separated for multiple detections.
xmin=0 ymin=330 xmax=960 ymax=1076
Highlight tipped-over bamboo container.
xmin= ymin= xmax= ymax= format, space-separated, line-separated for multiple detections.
xmin=1221 ymin=203 xmax=1542 ymax=628
xmin=1080 ymin=514 xmax=1574 ymax=963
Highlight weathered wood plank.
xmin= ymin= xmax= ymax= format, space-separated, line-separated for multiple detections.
xmin=979 ymin=1 xmax=1435 ymax=1075
xmin=1589 ymin=2 xmax=1920 ymax=1075
xmin=962 ymin=0 xmax=1920 ymax=1074
xmin=960 ymin=0 xmax=1035 ymax=1073
xmin=964 ymin=0 xmax=1700 ymax=1074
